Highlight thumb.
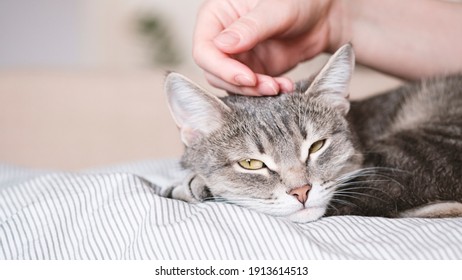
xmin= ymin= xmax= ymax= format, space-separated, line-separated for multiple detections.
xmin=214 ymin=2 xmax=291 ymax=54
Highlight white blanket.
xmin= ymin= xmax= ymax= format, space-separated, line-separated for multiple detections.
xmin=1 ymin=159 xmax=461 ymax=260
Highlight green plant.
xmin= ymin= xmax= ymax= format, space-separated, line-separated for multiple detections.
xmin=137 ymin=14 xmax=181 ymax=66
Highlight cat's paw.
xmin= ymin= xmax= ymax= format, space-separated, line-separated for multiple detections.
xmin=161 ymin=183 xmax=199 ymax=203
xmin=160 ymin=174 xmax=211 ymax=203
xmin=160 ymin=186 xmax=175 ymax=198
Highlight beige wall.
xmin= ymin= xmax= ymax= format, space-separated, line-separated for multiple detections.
xmin=0 ymin=0 xmax=203 ymax=70
xmin=79 ymin=0 xmax=204 ymax=70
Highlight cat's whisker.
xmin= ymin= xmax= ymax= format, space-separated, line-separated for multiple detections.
xmin=326 ymin=166 xmax=408 ymax=193
xmin=336 ymin=187 xmax=394 ymax=201
xmin=329 ymin=180 xmax=389 ymax=191
xmin=352 ymin=166 xmax=408 ymax=173
xmin=335 ymin=179 xmax=389 ymax=186
xmin=363 ymin=173 xmax=406 ymax=191
xmin=333 ymin=187 xmax=390 ymax=203
xmin=329 ymin=198 xmax=358 ymax=208
xmin=336 ymin=185 xmax=392 ymax=193
xmin=326 ymin=201 xmax=340 ymax=213
xmin=330 ymin=175 xmax=405 ymax=201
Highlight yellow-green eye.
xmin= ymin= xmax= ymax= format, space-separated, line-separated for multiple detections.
xmin=238 ymin=159 xmax=266 ymax=170
xmin=309 ymin=139 xmax=326 ymax=154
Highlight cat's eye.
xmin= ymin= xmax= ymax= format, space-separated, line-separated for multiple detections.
xmin=309 ymin=139 xmax=326 ymax=154
xmin=238 ymin=159 xmax=266 ymax=170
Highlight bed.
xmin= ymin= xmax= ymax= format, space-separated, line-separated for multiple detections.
xmin=1 ymin=159 xmax=461 ymax=260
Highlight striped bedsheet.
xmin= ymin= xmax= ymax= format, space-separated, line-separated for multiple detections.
xmin=1 ymin=159 xmax=461 ymax=260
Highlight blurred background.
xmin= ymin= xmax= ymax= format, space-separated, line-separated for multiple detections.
xmin=0 ymin=0 xmax=402 ymax=170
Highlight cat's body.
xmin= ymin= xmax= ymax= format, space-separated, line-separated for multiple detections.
xmin=329 ymin=74 xmax=462 ymax=217
xmin=163 ymin=44 xmax=462 ymax=222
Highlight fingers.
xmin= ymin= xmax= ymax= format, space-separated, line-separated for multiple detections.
xmin=274 ymin=77 xmax=295 ymax=93
xmin=213 ymin=1 xmax=293 ymax=54
xmin=193 ymin=1 xmax=258 ymax=87
xmin=194 ymin=41 xmax=295 ymax=95
xmin=193 ymin=41 xmax=257 ymax=87
xmin=205 ymin=72 xmax=294 ymax=96
xmin=193 ymin=0 xmax=297 ymax=95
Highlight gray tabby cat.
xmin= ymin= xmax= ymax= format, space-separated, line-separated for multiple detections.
xmin=163 ymin=44 xmax=462 ymax=223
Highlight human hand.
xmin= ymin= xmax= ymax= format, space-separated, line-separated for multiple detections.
xmin=193 ymin=0 xmax=336 ymax=95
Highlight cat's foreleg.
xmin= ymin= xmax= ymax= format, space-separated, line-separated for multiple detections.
xmin=399 ymin=201 xmax=462 ymax=218
xmin=161 ymin=173 xmax=211 ymax=203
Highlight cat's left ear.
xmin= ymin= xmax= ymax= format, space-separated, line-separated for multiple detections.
xmin=306 ymin=43 xmax=355 ymax=116
xmin=164 ymin=72 xmax=231 ymax=146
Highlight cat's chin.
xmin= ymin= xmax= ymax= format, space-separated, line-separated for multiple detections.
xmin=287 ymin=207 xmax=326 ymax=223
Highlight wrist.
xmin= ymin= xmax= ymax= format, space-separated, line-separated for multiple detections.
xmin=326 ymin=0 xmax=352 ymax=52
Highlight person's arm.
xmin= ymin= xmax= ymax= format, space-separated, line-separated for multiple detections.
xmin=331 ymin=0 xmax=462 ymax=80
xmin=193 ymin=0 xmax=462 ymax=96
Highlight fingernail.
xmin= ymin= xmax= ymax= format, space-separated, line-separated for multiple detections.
xmin=234 ymin=74 xmax=255 ymax=86
xmin=215 ymin=31 xmax=240 ymax=47
xmin=280 ymin=82 xmax=294 ymax=93
xmin=261 ymin=82 xmax=278 ymax=95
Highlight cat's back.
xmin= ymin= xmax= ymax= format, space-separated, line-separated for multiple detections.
xmin=390 ymin=74 xmax=462 ymax=133
xmin=350 ymin=74 xmax=462 ymax=145
xmin=344 ymin=74 xmax=462 ymax=216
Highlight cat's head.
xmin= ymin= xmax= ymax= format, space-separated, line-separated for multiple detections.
xmin=165 ymin=44 xmax=362 ymax=222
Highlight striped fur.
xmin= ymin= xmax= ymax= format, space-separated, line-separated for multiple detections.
xmin=165 ymin=45 xmax=462 ymax=222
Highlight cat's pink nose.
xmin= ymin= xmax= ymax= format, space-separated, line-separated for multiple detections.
xmin=288 ymin=184 xmax=311 ymax=205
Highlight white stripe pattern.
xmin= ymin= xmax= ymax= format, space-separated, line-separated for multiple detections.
xmin=1 ymin=160 xmax=461 ymax=259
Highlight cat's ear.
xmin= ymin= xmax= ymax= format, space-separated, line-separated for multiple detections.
xmin=165 ymin=72 xmax=231 ymax=146
xmin=306 ymin=43 xmax=355 ymax=115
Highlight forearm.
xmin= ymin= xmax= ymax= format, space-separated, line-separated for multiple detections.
xmin=330 ymin=0 xmax=462 ymax=80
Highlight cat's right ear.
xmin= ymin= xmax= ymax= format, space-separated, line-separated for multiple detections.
xmin=164 ymin=73 xmax=231 ymax=146
xmin=305 ymin=44 xmax=355 ymax=116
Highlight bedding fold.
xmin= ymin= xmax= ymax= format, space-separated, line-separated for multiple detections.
xmin=1 ymin=160 xmax=461 ymax=260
